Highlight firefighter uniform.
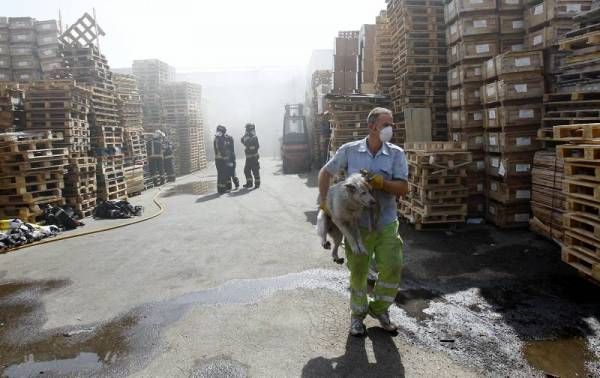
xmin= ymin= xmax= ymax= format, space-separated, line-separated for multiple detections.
xmin=214 ymin=126 xmax=239 ymax=194
xmin=241 ymin=123 xmax=260 ymax=188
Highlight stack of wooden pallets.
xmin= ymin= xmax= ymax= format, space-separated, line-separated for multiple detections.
xmin=0 ymin=131 xmax=68 ymax=221
xmin=160 ymin=81 xmax=207 ymax=175
xmin=64 ymin=45 xmax=128 ymax=201
xmin=399 ymin=141 xmax=472 ymax=229
xmin=114 ymin=73 xmax=147 ymax=168
xmin=482 ymin=49 xmax=544 ymax=227
xmin=23 ymin=80 xmax=96 ymax=217
xmin=310 ymin=70 xmax=332 ymax=166
xmin=555 ymin=123 xmax=600 ymax=283
xmin=530 ymin=150 xmax=565 ymax=242
xmin=374 ymin=10 xmax=395 ymax=96
xmin=325 ymin=94 xmax=396 ymax=153
xmin=538 ymin=5 xmax=600 ymax=140
xmin=388 ymin=0 xmax=448 ymax=141
xmin=124 ymin=164 xmax=144 ymax=196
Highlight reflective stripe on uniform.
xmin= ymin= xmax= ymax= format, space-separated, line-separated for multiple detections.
xmin=377 ymin=281 xmax=400 ymax=290
xmin=374 ymin=295 xmax=396 ymax=303
xmin=351 ymin=302 xmax=368 ymax=315
xmin=245 ymin=154 xmax=259 ymax=159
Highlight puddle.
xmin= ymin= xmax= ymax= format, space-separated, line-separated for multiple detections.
xmin=161 ymin=181 xmax=215 ymax=197
xmin=395 ymin=288 xmax=438 ymax=321
xmin=0 ymin=280 xmax=136 ymax=377
xmin=524 ymin=337 xmax=596 ymax=377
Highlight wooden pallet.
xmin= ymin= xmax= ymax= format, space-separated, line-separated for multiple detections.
xmin=553 ymin=123 xmax=600 ymax=142
xmin=557 ymin=144 xmax=600 ymax=161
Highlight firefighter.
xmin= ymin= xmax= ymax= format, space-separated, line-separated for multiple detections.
xmin=214 ymin=125 xmax=239 ymax=194
xmin=241 ymin=123 xmax=260 ymax=189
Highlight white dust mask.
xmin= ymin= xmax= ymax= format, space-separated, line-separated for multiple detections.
xmin=379 ymin=126 xmax=393 ymax=143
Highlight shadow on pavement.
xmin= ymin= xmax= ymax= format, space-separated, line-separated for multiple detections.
xmin=304 ymin=210 xmax=318 ymax=226
xmin=301 ymin=328 xmax=404 ymax=377
xmin=195 ymin=193 xmax=222 ymax=203
xmin=298 ymin=170 xmax=319 ymax=188
xmin=228 ymin=188 xmax=252 ymax=197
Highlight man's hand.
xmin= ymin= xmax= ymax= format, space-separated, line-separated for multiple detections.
xmin=367 ymin=174 xmax=385 ymax=190
xmin=319 ymin=200 xmax=329 ymax=215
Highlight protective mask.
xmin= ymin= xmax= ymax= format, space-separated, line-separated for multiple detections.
xmin=216 ymin=131 xmax=223 ymax=137
xmin=379 ymin=126 xmax=393 ymax=143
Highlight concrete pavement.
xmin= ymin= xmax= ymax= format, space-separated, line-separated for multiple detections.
xmin=0 ymin=158 xmax=598 ymax=377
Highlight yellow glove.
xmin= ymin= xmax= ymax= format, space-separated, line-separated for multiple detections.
xmin=368 ymin=174 xmax=385 ymax=190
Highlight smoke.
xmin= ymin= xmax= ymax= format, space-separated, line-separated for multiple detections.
xmin=178 ymin=67 xmax=306 ymax=160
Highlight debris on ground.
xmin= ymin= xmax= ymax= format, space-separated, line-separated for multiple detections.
xmin=93 ymin=200 xmax=143 ymax=219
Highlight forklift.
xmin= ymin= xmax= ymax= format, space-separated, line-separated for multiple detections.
xmin=281 ymin=104 xmax=310 ymax=173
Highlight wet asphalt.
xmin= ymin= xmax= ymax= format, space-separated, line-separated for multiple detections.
xmin=0 ymin=158 xmax=599 ymax=377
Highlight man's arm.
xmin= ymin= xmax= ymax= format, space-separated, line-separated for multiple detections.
xmin=381 ymin=179 xmax=408 ymax=197
xmin=318 ymin=168 xmax=333 ymax=204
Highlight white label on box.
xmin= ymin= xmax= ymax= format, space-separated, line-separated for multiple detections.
xmin=452 ymin=45 xmax=458 ymax=55
xmin=40 ymin=24 xmax=52 ymax=30
xmin=16 ymin=35 xmax=26 ymax=41
xmin=515 ymin=213 xmax=530 ymax=222
xmin=471 ymin=0 xmax=484 ymax=3
xmin=512 ymin=44 xmax=526 ymax=51
xmin=41 ymin=50 xmax=53 ymax=57
xmin=516 ymin=136 xmax=531 ymax=146
xmin=534 ymin=4 xmax=544 ymax=15
xmin=491 ymin=182 xmax=499 ymax=191
xmin=452 ymin=70 xmax=458 ymax=79
xmin=451 ymin=24 xmax=458 ymax=34
xmin=453 ymin=133 xmax=460 ymax=142
xmin=488 ymin=109 xmax=497 ymax=119
xmin=476 ymin=44 xmax=490 ymax=53
xmin=489 ymin=135 xmax=498 ymax=145
xmin=475 ymin=136 xmax=484 ymax=144
xmin=516 ymin=190 xmax=531 ymax=199
xmin=474 ymin=112 xmax=483 ymax=121
xmin=512 ymin=20 xmax=525 ymax=30
xmin=566 ymin=3 xmax=582 ymax=12
xmin=40 ymin=36 xmax=53 ymax=44
xmin=474 ymin=67 xmax=482 ymax=75
xmin=515 ymin=84 xmax=528 ymax=93
xmin=506 ymin=0 xmax=519 ymax=4
xmin=499 ymin=162 xmax=507 ymax=176
xmin=474 ymin=19 xmax=488 ymax=28
xmin=516 ymin=163 xmax=531 ymax=172
xmin=452 ymin=91 xmax=459 ymax=100
xmin=519 ymin=109 xmax=534 ymax=119
xmin=487 ymin=85 xmax=496 ymax=97
xmin=452 ymin=112 xmax=460 ymax=121
xmin=487 ymin=60 xmax=495 ymax=69
xmin=533 ymin=35 xmax=544 ymax=46
xmin=17 ymin=61 xmax=28 ymax=67
xmin=474 ymin=90 xmax=480 ymax=98
xmin=515 ymin=57 xmax=531 ymax=67
xmin=491 ymin=157 xmax=500 ymax=168
xmin=477 ymin=183 xmax=484 ymax=191
xmin=489 ymin=205 xmax=497 ymax=215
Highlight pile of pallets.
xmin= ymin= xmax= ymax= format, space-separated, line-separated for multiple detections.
xmin=555 ymin=123 xmax=600 ymax=283
xmin=389 ymin=0 xmax=448 ymax=141
xmin=374 ymin=10 xmax=395 ymax=95
xmin=65 ymin=45 xmax=128 ymax=201
xmin=482 ymin=50 xmax=544 ymax=227
xmin=160 ymin=81 xmax=207 ymax=175
xmin=310 ymin=70 xmax=332 ymax=166
xmin=114 ymin=73 xmax=147 ymax=168
xmin=445 ymin=0 xmax=524 ymax=216
xmin=325 ymin=94 xmax=396 ymax=153
xmin=399 ymin=142 xmax=472 ymax=229
xmin=124 ymin=164 xmax=144 ymax=196
xmin=0 ymin=131 xmax=68 ymax=222
xmin=530 ymin=150 xmax=565 ymax=242
xmin=333 ymin=31 xmax=359 ymax=94
xmin=123 ymin=128 xmax=147 ymax=166
xmin=23 ymin=80 xmax=96 ymax=217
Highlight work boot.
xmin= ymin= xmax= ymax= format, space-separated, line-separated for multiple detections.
xmin=350 ymin=316 xmax=366 ymax=337
xmin=369 ymin=310 xmax=398 ymax=332
xmin=243 ymin=181 xmax=253 ymax=189
xmin=233 ymin=178 xmax=240 ymax=190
